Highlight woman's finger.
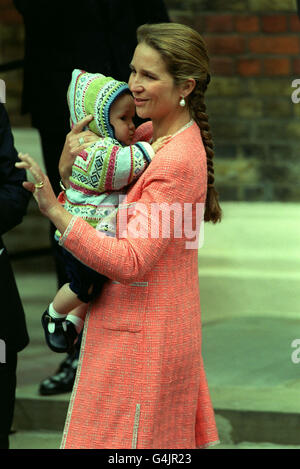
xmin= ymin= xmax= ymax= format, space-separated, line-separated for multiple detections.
xmin=17 ymin=153 xmax=59 ymax=218
xmin=18 ymin=152 xmax=40 ymax=168
xmin=15 ymin=161 xmax=30 ymax=169
xmin=69 ymin=134 xmax=101 ymax=157
xmin=84 ymin=130 xmax=100 ymax=139
xmin=17 ymin=153 xmax=45 ymax=185
xmin=69 ymin=131 xmax=99 ymax=148
xmin=71 ymin=115 xmax=94 ymax=134
xmin=70 ymin=141 xmax=99 ymax=156
xmin=73 ymin=130 xmax=99 ymax=141
xmin=19 ymin=154 xmax=43 ymax=181
xmin=22 ymin=181 xmax=36 ymax=193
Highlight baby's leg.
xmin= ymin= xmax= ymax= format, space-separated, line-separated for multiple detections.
xmin=68 ymin=304 xmax=87 ymax=320
xmin=52 ymin=283 xmax=84 ymax=316
xmin=66 ymin=304 xmax=87 ymax=334
xmin=42 ymin=283 xmax=85 ymax=354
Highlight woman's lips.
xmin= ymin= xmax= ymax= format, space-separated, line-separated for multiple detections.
xmin=134 ymin=98 xmax=148 ymax=106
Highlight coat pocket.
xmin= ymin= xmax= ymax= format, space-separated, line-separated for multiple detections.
xmin=101 ymin=280 xmax=148 ymax=333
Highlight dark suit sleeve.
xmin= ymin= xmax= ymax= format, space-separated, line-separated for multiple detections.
xmin=0 ymin=104 xmax=31 ymax=236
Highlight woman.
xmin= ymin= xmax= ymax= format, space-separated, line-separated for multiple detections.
xmin=17 ymin=23 xmax=222 ymax=449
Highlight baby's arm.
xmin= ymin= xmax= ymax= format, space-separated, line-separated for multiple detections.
xmin=106 ymin=137 xmax=171 ymax=189
xmin=78 ymin=139 xmax=157 ymax=192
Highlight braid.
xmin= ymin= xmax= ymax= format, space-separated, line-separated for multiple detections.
xmin=190 ymin=82 xmax=222 ymax=223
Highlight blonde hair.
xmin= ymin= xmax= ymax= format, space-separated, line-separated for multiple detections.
xmin=137 ymin=23 xmax=222 ymax=223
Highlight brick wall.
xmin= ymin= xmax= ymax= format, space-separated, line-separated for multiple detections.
xmin=169 ymin=0 xmax=300 ymax=201
xmin=0 ymin=0 xmax=299 ymax=200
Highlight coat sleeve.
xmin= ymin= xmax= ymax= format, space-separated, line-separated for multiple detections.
xmin=71 ymin=139 xmax=154 ymax=193
xmin=59 ymin=138 xmax=206 ymax=283
xmin=0 ymin=104 xmax=31 ymax=236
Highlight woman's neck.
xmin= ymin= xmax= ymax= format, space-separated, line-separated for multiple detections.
xmin=152 ymin=109 xmax=192 ymax=140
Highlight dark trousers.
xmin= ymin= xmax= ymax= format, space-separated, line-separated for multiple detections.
xmin=0 ymin=349 xmax=17 ymax=449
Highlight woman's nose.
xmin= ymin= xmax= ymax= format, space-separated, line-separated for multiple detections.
xmin=129 ymin=75 xmax=144 ymax=93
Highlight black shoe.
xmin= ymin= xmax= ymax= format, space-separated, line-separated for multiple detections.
xmin=41 ymin=310 xmax=80 ymax=354
xmin=41 ymin=309 xmax=70 ymax=353
xmin=39 ymin=354 xmax=78 ymax=396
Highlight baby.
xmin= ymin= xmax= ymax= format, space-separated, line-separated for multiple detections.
xmin=42 ymin=69 xmax=169 ymax=353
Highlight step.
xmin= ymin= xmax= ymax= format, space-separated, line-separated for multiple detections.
xmin=13 ymin=379 xmax=300 ymax=446
xmin=9 ymin=430 xmax=62 ymax=450
xmin=8 ymin=430 xmax=300 ymax=450
xmin=14 ymin=385 xmax=70 ymax=432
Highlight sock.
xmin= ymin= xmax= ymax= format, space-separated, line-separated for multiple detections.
xmin=48 ymin=302 xmax=67 ymax=319
xmin=66 ymin=314 xmax=84 ymax=333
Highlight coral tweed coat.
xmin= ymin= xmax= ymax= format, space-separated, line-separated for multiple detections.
xmin=60 ymin=121 xmax=219 ymax=449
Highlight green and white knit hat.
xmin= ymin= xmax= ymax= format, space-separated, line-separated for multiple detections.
xmin=67 ymin=69 xmax=130 ymax=139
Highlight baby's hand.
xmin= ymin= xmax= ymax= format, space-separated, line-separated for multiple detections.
xmin=151 ymin=135 xmax=172 ymax=154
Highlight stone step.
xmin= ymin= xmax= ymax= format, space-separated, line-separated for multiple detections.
xmin=10 ymin=430 xmax=62 ymax=450
xmin=13 ymin=379 xmax=300 ymax=446
xmin=14 ymin=385 xmax=69 ymax=433
xmin=8 ymin=429 xmax=300 ymax=450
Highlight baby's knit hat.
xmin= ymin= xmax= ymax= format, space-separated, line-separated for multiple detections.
xmin=67 ymin=69 xmax=130 ymax=139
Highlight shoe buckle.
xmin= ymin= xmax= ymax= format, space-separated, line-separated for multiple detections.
xmin=48 ymin=322 xmax=55 ymax=333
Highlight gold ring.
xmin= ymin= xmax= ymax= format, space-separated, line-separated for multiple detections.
xmin=34 ymin=181 xmax=44 ymax=189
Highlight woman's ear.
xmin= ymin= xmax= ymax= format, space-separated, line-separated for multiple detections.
xmin=181 ymin=78 xmax=196 ymax=99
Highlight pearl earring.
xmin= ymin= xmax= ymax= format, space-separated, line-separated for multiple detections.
xmin=179 ymin=96 xmax=186 ymax=107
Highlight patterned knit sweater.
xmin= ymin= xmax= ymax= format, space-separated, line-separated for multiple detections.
xmin=61 ymin=138 xmax=153 ymax=236
xmin=56 ymin=69 xmax=154 ymax=238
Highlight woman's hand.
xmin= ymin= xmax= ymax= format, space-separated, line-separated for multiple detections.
xmin=16 ymin=152 xmax=60 ymax=218
xmin=16 ymin=152 xmax=73 ymax=234
xmin=59 ymin=115 xmax=101 ymax=188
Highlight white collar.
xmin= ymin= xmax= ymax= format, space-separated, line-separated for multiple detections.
xmin=149 ymin=119 xmax=194 ymax=144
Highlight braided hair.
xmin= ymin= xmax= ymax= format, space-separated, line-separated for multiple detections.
xmin=137 ymin=23 xmax=222 ymax=223
xmin=190 ymin=75 xmax=222 ymax=223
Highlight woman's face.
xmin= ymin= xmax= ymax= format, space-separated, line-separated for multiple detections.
xmin=128 ymin=43 xmax=182 ymax=121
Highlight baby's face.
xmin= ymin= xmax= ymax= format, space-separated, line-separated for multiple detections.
xmin=110 ymin=93 xmax=136 ymax=145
